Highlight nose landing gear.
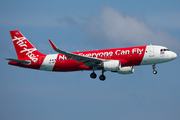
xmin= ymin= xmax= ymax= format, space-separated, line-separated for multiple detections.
xmin=152 ymin=64 xmax=157 ymax=74
xmin=153 ymin=70 xmax=157 ymax=74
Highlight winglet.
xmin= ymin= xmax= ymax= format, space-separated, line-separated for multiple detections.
xmin=49 ymin=39 xmax=58 ymax=50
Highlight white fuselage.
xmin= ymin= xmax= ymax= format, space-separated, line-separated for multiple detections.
xmin=141 ymin=45 xmax=177 ymax=65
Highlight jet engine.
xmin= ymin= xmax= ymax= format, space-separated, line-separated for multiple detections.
xmin=103 ymin=60 xmax=120 ymax=71
xmin=102 ymin=60 xmax=134 ymax=74
xmin=117 ymin=66 xmax=134 ymax=74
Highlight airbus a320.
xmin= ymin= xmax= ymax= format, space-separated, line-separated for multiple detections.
xmin=6 ymin=30 xmax=177 ymax=81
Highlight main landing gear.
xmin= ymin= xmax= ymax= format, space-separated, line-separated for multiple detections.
xmin=152 ymin=64 xmax=157 ymax=74
xmin=99 ymin=70 xmax=106 ymax=81
xmin=90 ymin=72 xmax=97 ymax=79
xmin=90 ymin=70 xmax=106 ymax=81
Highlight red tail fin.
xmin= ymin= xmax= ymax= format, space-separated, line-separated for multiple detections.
xmin=10 ymin=30 xmax=43 ymax=63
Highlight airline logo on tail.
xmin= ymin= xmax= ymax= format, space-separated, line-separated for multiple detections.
xmin=11 ymin=31 xmax=39 ymax=63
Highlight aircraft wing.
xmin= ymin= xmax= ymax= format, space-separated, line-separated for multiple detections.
xmin=49 ymin=40 xmax=106 ymax=67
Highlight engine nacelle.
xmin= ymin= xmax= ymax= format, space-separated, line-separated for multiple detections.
xmin=118 ymin=66 xmax=134 ymax=74
xmin=103 ymin=60 xmax=120 ymax=71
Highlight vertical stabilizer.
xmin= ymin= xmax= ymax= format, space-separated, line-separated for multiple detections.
xmin=10 ymin=30 xmax=43 ymax=63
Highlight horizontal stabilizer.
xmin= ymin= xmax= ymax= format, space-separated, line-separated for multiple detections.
xmin=5 ymin=58 xmax=31 ymax=65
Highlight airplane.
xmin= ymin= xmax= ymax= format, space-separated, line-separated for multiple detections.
xmin=6 ymin=30 xmax=177 ymax=81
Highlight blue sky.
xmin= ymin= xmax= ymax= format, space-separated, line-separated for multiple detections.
xmin=0 ymin=0 xmax=180 ymax=120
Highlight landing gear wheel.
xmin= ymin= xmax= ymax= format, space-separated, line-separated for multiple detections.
xmin=153 ymin=70 xmax=157 ymax=74
xmin=99 ymin=75 xmax=106 ymax=81
xmin=90 ymin=72 xmax=97 ymax=79
xmin=152 ymin=64 xmax=157 ymax=74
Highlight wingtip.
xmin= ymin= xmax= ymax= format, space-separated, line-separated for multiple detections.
xmin=49 ymin=39 xmax=58 ymax=50
xmin=5 ymin=58 xmax=10 ymax=60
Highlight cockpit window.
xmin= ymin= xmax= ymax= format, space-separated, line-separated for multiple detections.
xmin=160 ymin=49 xmax=170 ymax=51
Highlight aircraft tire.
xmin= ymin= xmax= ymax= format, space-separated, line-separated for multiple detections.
xmin=90 ymin=72 xmax=97 ymax=79
xmin=153 ymin=70 xmax=157 ymax=74
xmin=99 ymin=75 xmax=106 ymax=81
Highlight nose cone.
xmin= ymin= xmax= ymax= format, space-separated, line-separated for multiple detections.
xmin=171 ymin=52 xmax=177 ymax=60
